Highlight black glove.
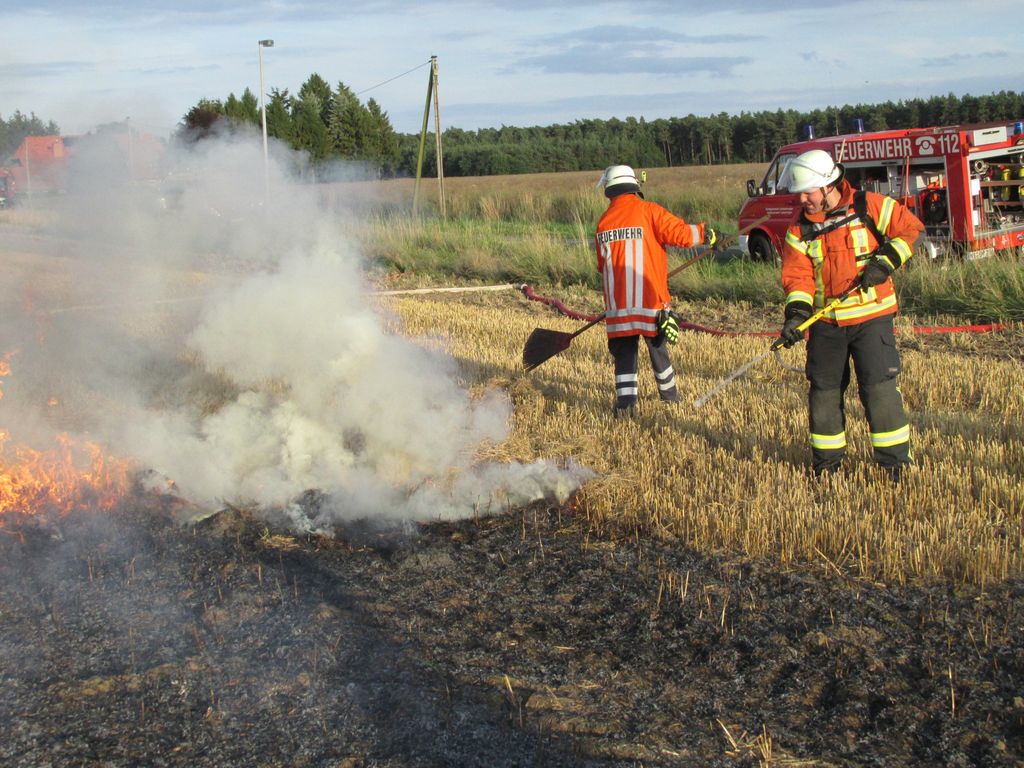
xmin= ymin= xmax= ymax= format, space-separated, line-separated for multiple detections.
xmin=656 ymin=309 xmax=680 ymax=344
xmin=703 ymin=225 xmax=718 ymax=248
xmin=859 ymin=258 xmax=893 ymax=289
xmin=779 ymin=307 xmax=811 ymax=348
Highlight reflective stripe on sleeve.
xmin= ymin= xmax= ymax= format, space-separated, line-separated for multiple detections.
xmin=877 ymin=196 xmax=895 ymax=234
xmin=786 ymin=290 xmax=814 ymax=307
xmin=785 ymin=230 xmax=808 ymax=253
xmin=890 ymin=237 xmax=913 ymax=264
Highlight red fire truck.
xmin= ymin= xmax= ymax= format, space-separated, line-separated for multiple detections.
xmin=738 ymin=119 xmax=1024 ymax=261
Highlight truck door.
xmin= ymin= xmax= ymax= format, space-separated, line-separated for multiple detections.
xmin=738 ymin=152 xmax=798 ymax=262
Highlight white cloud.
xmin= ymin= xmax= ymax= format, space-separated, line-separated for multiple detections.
xmin=0 ymin=0 xmax=1019 ymax=136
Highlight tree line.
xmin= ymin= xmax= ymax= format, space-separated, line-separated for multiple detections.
xmin=7 ymin=88 xmax=1023 ymax=181
xmin=422 ymin=90 xmax=1024 ymax=177
xmin=182 ymin=85 xmax=1022 ymax=179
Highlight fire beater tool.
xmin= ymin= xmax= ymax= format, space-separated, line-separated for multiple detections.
xmin=522 ymin=216 xmax=769 ymax=372
xmin=692 ymin=284 xmax=857 ymax=409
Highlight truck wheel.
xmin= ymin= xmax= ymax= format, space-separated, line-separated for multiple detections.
xmin=749 ymin=232 xmax=779 ymax=265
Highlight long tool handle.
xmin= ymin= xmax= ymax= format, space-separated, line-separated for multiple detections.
xmin=769 ymin=286 xmax=856 ymax=351
xmin=669 ymin=214 xmax=770 ymax=279
xmin=692 ymin=348 xmax=774 ymax=408
xmin=568 ymin=313 xmax=607 ymax=339
xmin=695 ymin=282 xmax=859 ymax=408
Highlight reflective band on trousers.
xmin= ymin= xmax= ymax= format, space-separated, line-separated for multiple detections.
xmin=655 ymin=366 xmax=676 ymax=391
xmin=615 ymin=373 xmax=638 ymax=397
xmin=810 ymin=432 xmax=847 ymax=450
xmin=871 ymin=424 xmax=910 ymax=448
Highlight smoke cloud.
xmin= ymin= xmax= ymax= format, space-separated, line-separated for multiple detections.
xmin=0 ymin=130 xmax=591 ymax=530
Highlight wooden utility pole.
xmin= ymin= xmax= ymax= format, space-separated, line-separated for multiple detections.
xmin=413 ymin=55 xmax=445 ymax=217
xmin=432 ymin=57 xmax=445 ymax=218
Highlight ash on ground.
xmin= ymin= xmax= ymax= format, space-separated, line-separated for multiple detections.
xmin=1 ymin=498 xmax=1021 ymax=767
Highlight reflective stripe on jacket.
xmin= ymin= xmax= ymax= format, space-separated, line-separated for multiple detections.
xmin=781 ymin=182 xmax=924 ymax=326
xmin=595 ymin=194 xmax=703 ymax=338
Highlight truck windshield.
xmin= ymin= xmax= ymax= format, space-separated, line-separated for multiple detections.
xmin=762 ymin=153 xmax=796 ymax=195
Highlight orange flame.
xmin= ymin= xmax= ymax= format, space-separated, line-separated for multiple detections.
xmin=0 ymin=348 xmax=133 ymax=524
xmin=0 ymin=430 xmax=132 ymax=521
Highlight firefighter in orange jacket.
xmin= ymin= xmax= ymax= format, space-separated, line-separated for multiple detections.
xmin=595 ymin=165 xmax=716 ymax=415
xmin=777 ymin=150 xmax=924 ymax=480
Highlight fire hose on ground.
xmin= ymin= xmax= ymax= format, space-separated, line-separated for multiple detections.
xmin=518 ymin=282 xmax=1013 ymax=406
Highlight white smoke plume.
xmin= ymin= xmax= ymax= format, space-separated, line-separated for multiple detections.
xmin=0 ymin=130 xmax=591 ymax=530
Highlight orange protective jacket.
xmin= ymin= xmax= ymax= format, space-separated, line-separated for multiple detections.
xmin=595 ymin=193 xmax=704 ymax=338
xmin=781 ymin=181 xmax=924 ymax=326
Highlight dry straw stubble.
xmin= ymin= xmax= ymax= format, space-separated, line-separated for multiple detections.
xmin=387 ymin=290 xmax=1024 ymax=586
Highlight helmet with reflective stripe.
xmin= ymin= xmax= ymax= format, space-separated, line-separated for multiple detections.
xmin=598 ymin=164 xmax=641 ymax=197
xmin=782 ymin=149 xmax=844 ymax=193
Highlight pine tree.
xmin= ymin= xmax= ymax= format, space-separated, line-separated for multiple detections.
xmin=291 ymin=97 xmax=332 ymax=162
xmin=365 ymin=98 xmax=399 ymax=175
xmin=222 ymin=88 xmax=261 ymax=126
xmin=327 ymin=81 xmax=372 ymax=160
xmin=265 ymin=89 xmax=294 ymax=143
xmin=298 ymin=73 xmax=333 ymax=126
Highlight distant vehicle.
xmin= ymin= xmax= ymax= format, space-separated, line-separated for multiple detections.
xmin=4 ymin=135 xmax=72 ymax=200
xmin=738 ymin=119 xmax=1024 ymax=261
xmin=2 ymin=128 xmax=165 ymax=205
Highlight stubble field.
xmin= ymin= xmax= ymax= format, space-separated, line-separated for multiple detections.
xmin=1 ymin=166 xmax=1023 ymax=766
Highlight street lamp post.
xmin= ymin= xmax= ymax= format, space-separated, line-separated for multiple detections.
xmin=258 ymin=39 xmax=274 ymax=199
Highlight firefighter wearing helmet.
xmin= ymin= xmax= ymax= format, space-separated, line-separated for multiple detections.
xmin=594 ymin=165 xmax=717 ymax=416
xmin=777 ymin=149 xmax=924 ymax=481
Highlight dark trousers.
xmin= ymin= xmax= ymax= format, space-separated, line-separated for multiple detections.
xmin=805 ymin=314 xmax=911 ymax=472
xmin=608 ymin=334 xmax=678 ymax=409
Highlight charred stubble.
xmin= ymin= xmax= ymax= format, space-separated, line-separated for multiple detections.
xmin=1 ymin=500 xmax=1021 ymax=767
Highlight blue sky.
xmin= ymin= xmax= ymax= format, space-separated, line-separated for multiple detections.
xmin=1 ymin=0 xmax=1019 ymax=139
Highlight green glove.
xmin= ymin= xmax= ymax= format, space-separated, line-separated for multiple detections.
xmin=656 ymin=309 xmax=680 ymax=344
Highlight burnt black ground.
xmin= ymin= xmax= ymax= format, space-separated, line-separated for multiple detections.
xmin=0 ymin=498 xmax=1021 ymax=768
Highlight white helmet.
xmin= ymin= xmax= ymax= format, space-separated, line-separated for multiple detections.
xmin=597 ymin=164 xmax=639 ymax=191
xmin=781 ymin=149 xmax=844 ymax=193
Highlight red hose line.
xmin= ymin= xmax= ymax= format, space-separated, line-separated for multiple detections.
xmin=519 ymin=284 xmax=598 ymax=322
xmin=520 ymin=285 xmax=1010 ymax=336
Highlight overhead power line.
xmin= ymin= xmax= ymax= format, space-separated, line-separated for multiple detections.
xmin=355 ymin=60 xmax=431 ymax=96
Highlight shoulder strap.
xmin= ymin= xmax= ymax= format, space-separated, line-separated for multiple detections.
xmin=854 ymin=189 xmax=888 ymax=245
xmin=799 ymin=189 xmax=887 ymax=244
xmin=799 ymin=211 xmax=858 ymax=242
